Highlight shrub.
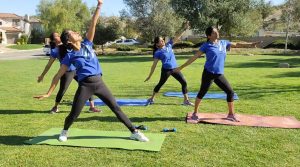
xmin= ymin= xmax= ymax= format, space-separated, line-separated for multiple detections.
xmin=173 ymin=41 xmax=195 ymax=49
xmin=265 ymin=39 xmax=299 ymax=50
xmin=116 ymin=45 xmax=136 ymax=51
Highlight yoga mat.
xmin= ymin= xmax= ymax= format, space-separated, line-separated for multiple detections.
xmin=164 ymin=92 xmax=239 ymax=100
xmin=86 ymin=99 xmax=148 ymax=106
xmin=186 ymin=112 xmax=300 ymax=129
xmin=24 ymin=128 xmax=166 ymax=152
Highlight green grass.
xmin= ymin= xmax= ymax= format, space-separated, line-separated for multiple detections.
xmin=1 ymin=52 xmax=300 ymax=166
xmin=7 ymin=44 xmax=43 ymax=50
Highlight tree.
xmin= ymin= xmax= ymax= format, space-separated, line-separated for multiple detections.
xmin=94 ymin=20 xmax=120 ymax=55
xmin=256 ymin=0 xmax=273 ymax=29
xmin=36 ymin=0 xmax=91 ymax=35
xmin=124 ymin=0 xmax=184 ymax=42
xmin=171 ymin=0 xmax=261 ymax=37
xmin=281 ymin=0 xmax=300 ymax=53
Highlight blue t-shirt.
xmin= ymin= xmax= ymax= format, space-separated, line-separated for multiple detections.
xmin=199 ymin=40 xmax=231 ymax=74
xmin=50 ymin=47 xmax=76 ymax=71
xmin=61 ymin=38 xmax=102 ymax=81
xmin=154 ymin=40 xmax=177 ymax=69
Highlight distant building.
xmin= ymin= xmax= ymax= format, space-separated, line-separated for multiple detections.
xmin=0 ymin=13 xmax=42 ymax=44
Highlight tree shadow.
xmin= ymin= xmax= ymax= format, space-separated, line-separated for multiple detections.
xmin=0 ymin=135 xmax=32 ymax=145
xmin=0 ymin=109 xmax=47 ymax=115
xmin=227 ymin=57 xmax=300 ymax=68
xmin=266 ymin=71 xmax=300 ymax=78
xmin=75 ymin=116 xmax=185 ymax=123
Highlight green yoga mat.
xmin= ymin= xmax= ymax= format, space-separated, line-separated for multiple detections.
xmin=24 ymin=128 xmax=166 ymax=152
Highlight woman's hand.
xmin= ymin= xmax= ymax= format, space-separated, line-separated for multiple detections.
xmin=33 ymin=94 xmax=49 ymax=100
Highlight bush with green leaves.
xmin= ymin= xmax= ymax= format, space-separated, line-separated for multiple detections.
xmin=173 ymin=41 xmax=195 ymax=49
xmin=116 ymin=45 xmax=136 ymax=51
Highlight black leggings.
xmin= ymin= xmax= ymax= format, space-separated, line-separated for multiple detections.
xmin=63 ymin=75 xmax=135 ymax=132
xmin=197 ymin=69 xmax=234 ymax=102
xmin=55 ymin=71 xmax=94 ymax=103
xmin=154 ymin=68 xmax=188 ymax=94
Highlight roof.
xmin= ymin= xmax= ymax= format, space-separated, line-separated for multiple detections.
xmin=29 ymin=17 xmax=41 ymax=23
xmin=0 ymin=27 xmax=23 ymax=33
xmin=0 ymin=13 xmax=22 ymax=19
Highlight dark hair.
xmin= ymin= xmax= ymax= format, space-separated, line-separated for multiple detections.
xmin=153 ymin=36 xmax=161 ymax=56
xmin=59 ymin=29 xmax=73 ymax=60
xmin=49 ymin=32 xmax=57 ymax=49
xmin=205 ymin=26 xmax=215 ymax=42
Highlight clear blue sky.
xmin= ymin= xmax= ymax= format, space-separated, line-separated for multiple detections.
xmin=0 ymin=0 xmax=285 ymax=17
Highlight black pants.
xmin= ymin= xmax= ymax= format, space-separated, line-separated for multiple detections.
xmin=197 ymin=69 xmax=234 ymax=102
xmin=154 ymin=68 xmax=188 ymax=94
xmin=56 ymin=71 xmax=94 ymax=103
xmin=63 ymin=75 xmax=135 ymax=132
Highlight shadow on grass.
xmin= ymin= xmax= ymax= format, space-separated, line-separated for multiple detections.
xmin=0 ymin=110 xmax=47 ymax=114
xmin=0 ymin=135 xmax=32 ymax=145
xmin=235 ymin=85 xmax=300 ymax=99
xmin=266 ymin=71 xmax=300 ymax=78
xmin=227 ymin=57 xmax=300 ymax=68
xmin=75 ymin=116 xmax=185 ymax=123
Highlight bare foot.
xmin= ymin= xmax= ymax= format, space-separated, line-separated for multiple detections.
xmin=226 ymin=114 xmax=239 ymax=122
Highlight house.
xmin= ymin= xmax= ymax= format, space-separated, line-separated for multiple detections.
xmin=0 ymin=13 xmax=42 ymax=44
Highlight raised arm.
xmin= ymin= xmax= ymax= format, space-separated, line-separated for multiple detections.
xmin=86 ymin=0 xmax=103 ymax=42
xmin=175 ymin=50 xmax=204 ymax=72
xmin=144 ymin=59 xmax=159 ymax=82
xmin=34 ymin=65 xmax=68 ymax=99
xmin=37 ymin=57 xmax=56 ymax=82
xmin=172 ymin=21 xmax=190 ymax=44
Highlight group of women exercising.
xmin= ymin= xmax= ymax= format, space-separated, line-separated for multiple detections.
xmin=34 ymin=0 xmax=260 ymax=142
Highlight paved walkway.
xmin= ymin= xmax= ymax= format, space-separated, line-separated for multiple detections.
xmin=0 ymin=45 xmax=46 ymax=60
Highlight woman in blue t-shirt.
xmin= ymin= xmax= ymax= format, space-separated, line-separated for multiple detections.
xmin=37 ymin=32 xmax=101 ymax=114
xmin=176 ymin=26 xmax=260 ymax=122
xmin=144 ymin=22 xmax=193 ymax=106
xmin=34 ymin=0 xmax=149 ymax=142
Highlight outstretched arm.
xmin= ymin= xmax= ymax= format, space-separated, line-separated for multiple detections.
xmin=172 ymin=21 xmax=190 ymax=44
xmin=144 ymin=59 xmax=159 ymax=82
xmin=86 ymin=0 xmax=103 ymax=42
xmin=175 ymin=51 xmax=204 ymax=72
xmin=37 ymin=57 xmax=56 ymax=82
xmin=34 ymin=65 xmax=68 ymax=99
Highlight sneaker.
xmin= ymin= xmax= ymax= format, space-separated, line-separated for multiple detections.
xmin=50 ymin=106 xmax=59 ymax=114
xmin=88 ymin=107 xmax=102 ymax=113
xmin=58 ymin=130 xmax=68 ymax=142
xmin=146 ymin=98 xmax=154 ymax=106
xmin=182 ymin=100 xmax=194 ymax=106
xmin=130 ymin=131 xmax=149 ymax=142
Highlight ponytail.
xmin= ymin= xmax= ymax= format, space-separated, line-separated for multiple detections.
xmin=205 ymin=26 xmax=215 ymax=42
xmin=153 ymin=36 xmax=161 ymax=57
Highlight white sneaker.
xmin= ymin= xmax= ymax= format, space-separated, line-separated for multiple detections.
xmin=130 ymin=131 xmax=149 ymax=142
xmin=58 ymin=130 xmax=68 ymax=142
xmin=182 ymin=100 xmax=194 ymax=106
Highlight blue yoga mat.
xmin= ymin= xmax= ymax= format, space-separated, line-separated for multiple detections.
xmin=164 ymin=92 xmax=239 ymax=100
xmin=86 ymin=99 xmax=148 ymax=106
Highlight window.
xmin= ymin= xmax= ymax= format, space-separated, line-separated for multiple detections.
xmin=12 ymin=19 xmax=20 ymax=26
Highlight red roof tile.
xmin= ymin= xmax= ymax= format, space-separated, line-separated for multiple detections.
xmin=0 ymin=27 xmax=23 ymax=33
xmin=0 ymin=13 xmax=22 ymax=19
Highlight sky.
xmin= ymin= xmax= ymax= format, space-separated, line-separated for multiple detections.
xmin=0 ymin=0 xmax=286 ymax=17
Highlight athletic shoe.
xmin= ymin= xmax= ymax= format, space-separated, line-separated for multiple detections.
xmin=58 ymin=130 xmax=68 ymax=142
xmin=146 ymin=98 xmax=154 ymax=106
xmin=88 ymin=107 xmax=102 ymax=113
xmin=130 ymin=131 xmax=149 ymax=142
xmin=182 ymin=100 xmax=194 ymax=106
xmin=50 ymin=106 xmax=59 ymax=114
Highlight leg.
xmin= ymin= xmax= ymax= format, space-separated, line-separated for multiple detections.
xmin=149 ymin=69 xmax=171 ymax=103
xmin=214 ymin=75 xmax=238 ymax=122
xmin=51 ymin=71 xmax=75 ymax=113
xmin=171 ymin=71 xmax=193 ymax=105
xmin=195 ymin=69 xmax=214 ymax=113
xmin=88 ymin=96 xmax=102 ymax=113
xmin=94 ymin=77 xmax=136 ymax=133
xmin=63 ymin=84 xmax=93 ymax=130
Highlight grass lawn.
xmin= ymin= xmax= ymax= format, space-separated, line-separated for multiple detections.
xmin=0 ymin=51 xmax=300 ymax=166
xmin=6 ymin=44 xmax=43 ymax=50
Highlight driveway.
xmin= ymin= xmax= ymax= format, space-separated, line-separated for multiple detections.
xmin=0 ymin=45 xmax=46 ymax=60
